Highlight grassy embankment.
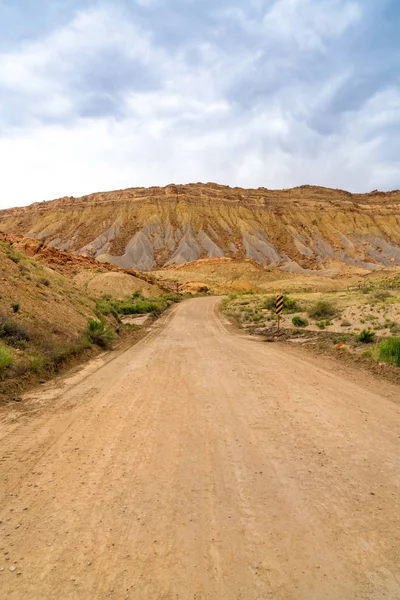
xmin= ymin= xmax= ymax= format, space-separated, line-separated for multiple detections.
xmin=0 ymin=240 xmax=182 ymax=403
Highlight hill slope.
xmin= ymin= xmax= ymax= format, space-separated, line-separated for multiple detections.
xmin=1 ymin=183 xmax=400 ymax=274
xmin=2 ymin=233 xmax=166 ymax=298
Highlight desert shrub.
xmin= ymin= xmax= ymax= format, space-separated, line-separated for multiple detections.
xmin=252 ymin=313 xmax=263 ymax=322
xmin=262 ymin=295 xmax=298 ymax=313
xmin=374 ymin=290 xmax=391 ymax=301
xmin=131 ymin=291 xmax=144 ymax=300
xmin=360 ymin=285 xmax=373 ymax=294
xmin=119 ymin=301 xmax=161 ymax=315
xmin=5 ymin=246 xmax=22 ymax=263
xmin=161 ymin=293 xmax=182 ymax=303
xmin=0 ymin=314 xmax=30 ymax=344
xmin=28 ymin=351 xmax=48 ymax=374
xmin=12 ymin=303 xmax=20 ymax=313
xmin=0 ymin=344 xmax=13 ymax=371
xmin=283 ymin=297 xmax=298 ymax=313
xmin=308 ymin=301 xmax=336 ymax=320
xmin=51 ymin=337 xmax=93 ymax=367
xmin=341 ymin=320 xmax=351 ymax=327
xmin=96 ymin=300 xmax=119 ymax=319
xmin=356 ymin=329 xmax=376 ymax=344
xmin=38 ymin=277 xmax=50 ymax=287
xmin=227 ymin=293 xmax=238 ymax=302
xmin=292 ymin=316 xmax=308 ymax=327
xmin=262 ymin=296 xmax=276 ymax=311
xmin=378 ymin=337 xmax=400 ymax=367
xmin=241 ymin=311 xmax=253 ymax=322
xmin=86 ymin=319 xmax=115 ymax=349
xmin=316 ymin=321 xmax=326 ymax=329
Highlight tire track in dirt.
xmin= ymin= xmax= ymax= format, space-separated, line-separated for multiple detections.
xmin=0 ymin=297 xmax=399 ymax=599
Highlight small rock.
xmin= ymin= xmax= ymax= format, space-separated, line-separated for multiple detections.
xmin=9 ymin=566 xmax=16 ymax=572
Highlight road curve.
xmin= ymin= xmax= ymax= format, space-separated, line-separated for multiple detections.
xmin=0 ymin=297 xmax=399 ymax=599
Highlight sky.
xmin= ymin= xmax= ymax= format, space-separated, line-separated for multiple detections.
xmin=0 ymin=0 xmax=399 ymax=208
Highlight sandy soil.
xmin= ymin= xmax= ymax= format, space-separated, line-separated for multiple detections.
xmin=0 ymin=298 xmax=400 ymax=599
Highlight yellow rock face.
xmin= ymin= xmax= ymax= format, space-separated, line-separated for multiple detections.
xmin=1 ymin=183 xmax=400 ymax=274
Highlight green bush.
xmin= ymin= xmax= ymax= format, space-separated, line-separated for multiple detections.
xmin=162 ymin=293 xmax=182 ymax=303
xmin=316 ymin=321 xmax=326 ymax=329
xmin=86 ymin=319 xmax=115 ymax=349
xmin=96 ymin=300 xmax=119 ymax=319
xmin=378 ymin=337 xmax=400 ymax=367
xmin=356 ymin=329 xmax=376 ymax=344
xmin=262 ymin=296 xmax=276 ymax=311
xmin=0 ymin=344 xmax=13 ymax=371
xmin=52 ymin=338 xmax=92 ymax=367
xmin=308 ymin=301 xmax=336 ymax=320
xmin=262 ymin=294 xmax=298 ymax=313
xmin=292 ymin=316 xmax=308 ymax=327
xmin=341 ymin=320 xmax=351 ymax=327
xmin=252 ymin=313 xmax=263 ymax=322
xmin=5 ymin=246 xmax=22 ymax=263
xmin=131 ymin=291 xmax=144 ymax=300
xmin=283 ymin=297 xmax=298 ymax=313
xmin=39 ymin=277 xmax=50 ymax=287
xmin=29 ymin=352 xmax=48 ymax=374
xmin=12 ymin=303 xmax=20 ymax=313
xmin=119 ymin=301 xmax=161 ymax=315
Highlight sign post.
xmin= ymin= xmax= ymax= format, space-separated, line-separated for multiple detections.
xmin=276 ymin=294 xmax=284 ymax=331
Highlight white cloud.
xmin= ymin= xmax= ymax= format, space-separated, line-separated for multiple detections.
xmin=0 ymin=6 xmax=153 ymax=123
xmin=0 ymin=0 xmax=398 ymax=209
xmin=263 ymin=0 xmax=362 ymax=51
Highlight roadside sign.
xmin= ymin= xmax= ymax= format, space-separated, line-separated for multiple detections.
xmin=276 ymin=294 xmax=284 ymax=315
xmin=276 ymin=294 xmax=284 ymax=331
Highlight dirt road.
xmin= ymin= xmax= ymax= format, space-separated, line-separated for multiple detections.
xmin=1 ymin=297 xmax=400 ymax=599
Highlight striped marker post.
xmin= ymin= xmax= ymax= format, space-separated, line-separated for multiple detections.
xmin=276 ymin=294 xmax=284 ymax=331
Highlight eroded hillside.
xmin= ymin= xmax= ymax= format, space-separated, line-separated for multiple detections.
xmin=1 ymin=183 xmax=400 ymax=274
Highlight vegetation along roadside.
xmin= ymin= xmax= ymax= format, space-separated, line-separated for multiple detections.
xmin=0 ymin=239 xmax=185 ymax=404
xmin=222 ymin=276 xmax=400 ymax=385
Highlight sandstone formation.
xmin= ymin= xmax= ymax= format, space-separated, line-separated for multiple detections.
xmin=1 ymin=183 xmax=400 ymax=274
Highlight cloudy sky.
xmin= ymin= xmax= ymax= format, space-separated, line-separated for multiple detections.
xmin=0 ymin=0 xmax=399 ymax=208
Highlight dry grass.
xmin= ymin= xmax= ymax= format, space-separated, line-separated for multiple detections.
xmin=223 ymin=280 xmax=400 ymax=368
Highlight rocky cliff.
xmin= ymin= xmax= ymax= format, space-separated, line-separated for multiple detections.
xmin=1 ymin=183 xmax=400 ymax=274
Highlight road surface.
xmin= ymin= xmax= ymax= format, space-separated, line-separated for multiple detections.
xmin=0 ymin=297 xmax=400 ymax=599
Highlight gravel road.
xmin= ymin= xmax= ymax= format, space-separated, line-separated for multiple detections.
xmin=0 ymin=297 xmax=399 ymax=599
